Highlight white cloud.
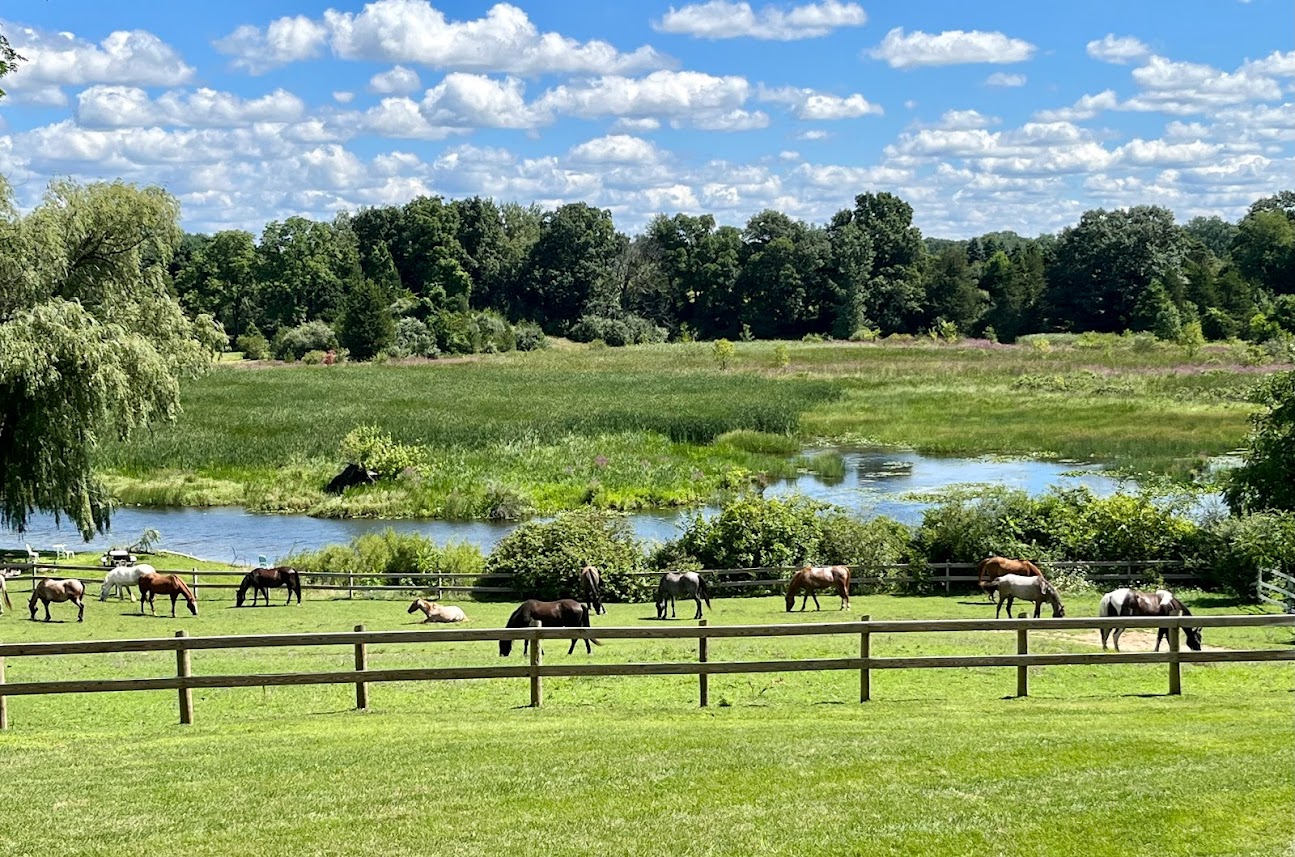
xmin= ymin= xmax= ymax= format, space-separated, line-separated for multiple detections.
xmin=796 ymin=129 xmax=830 ymax=141
xmin=1034 ymin=90 xmax=1120 ymax=122
xmin=535 ymin=70 xmax=757 ymax=129
xmin=420 ymin=73 xmax=541 ymax=129
xmin=1114 ymin=138 xmax=1222 ymax=167
xmin=869 ymin=28 xmax=1036 ymax=69
xmin=75 ymin=85 xmax=307 ymax=129
xmin=653 ymin=0 xmax=866 ymax=41
xmin=935 ymin=109 xmax=998 ymax=130
xmin=757 ymin=85 xmax=882 ymax=119
xmin=1086 ymin=34 xmax=1151 ymax=65
xmin=3 ymin=24 xmax=193 ymax=104
xmin=611 ymin=117 xmax=663 ymax=132
xmin=1127 ymin=56 xmax=1281 ymax=112
xmin=213 ymin=16 xmax=327 ymax=74
xmin=568 ymin=135 xmax=664 ymax=164
xmin=1242 ymin=51 xmax=1295 ymax=78
xmin=333 ymin=91 xmax=355 ymax=104
xmin=985 ymin=72 xmax=1026 ymax=87
xmin=368 ymin=65 xmax=422 ymax=95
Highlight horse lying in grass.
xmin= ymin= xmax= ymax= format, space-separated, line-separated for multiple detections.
xmin=236 ymin=566 xmax=302 ymax=607
xmin=986 ymin=574 xmax=1065 ymax=619
xmin=407 ymin=599 xmax=467 ymax=623
xmin=656 ymin=571 xmax=712 ymax=620
xmin=1098 ymin=588 xmax=1202 ymax=652
xmin=100 ymin=563 xmax=154 ymax=601
xmin=138 ymin=572 xmax=198 ymax=618
xmin=499 ymin=599 xmax=600 ymax=656
xmin=30 ymin=578 xmax=85 ymax=622
xmin=580 ymin=564 xmax=605 ymax=615
xmin=978 ymin=557 xmax=1046 ymax=602
xmin=785 ymin=565 xmax=851 ymax=612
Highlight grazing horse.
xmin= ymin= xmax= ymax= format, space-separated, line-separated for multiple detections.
xmin=0 ymin=574 xmax=11 ymax=616
xmin=579 ymin=564 xmax=605 ymax=615
xmin=407 ymin=599 xmax=467 ymax=623
xmin=655 ymin=571 xmax=712 ymax=620
xmin=138 ymin=572 xmax=198 ymax=618
xmin=100 ymin=563 xmax=154 ymax=601
xmin=785 ymin=565 xmax=851 ymax=612
xmin=986 ymin=574 xmax=1065 ymax=619
xmin=29 ymin=578 xmax=85 ymax=622
xmin=978 ymin=557 xmax=1046 ymax=601
xmin=236 ymin=566 xmax=302 ymax=607
xmin=499 ymin=599 xmax=601 ymax=656
xmin=1098 ymin=588 xmax=1202 ymax=652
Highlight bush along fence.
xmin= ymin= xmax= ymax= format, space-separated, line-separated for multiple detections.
xmin=7 ymin=559 xmax=1205 ymax=602
xmin=1 ymin=614 xmax=1293 ymax=729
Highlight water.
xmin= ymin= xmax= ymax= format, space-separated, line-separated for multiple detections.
xmin=6 ymin=449 xmax=1125 ymax=564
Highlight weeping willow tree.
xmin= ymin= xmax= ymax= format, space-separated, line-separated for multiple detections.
xmin=0 ymin=178 xmax=213 ymax=538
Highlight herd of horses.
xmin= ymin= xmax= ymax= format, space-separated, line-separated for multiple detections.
xmin=11 ymin=555 xmax=1203 ymax=654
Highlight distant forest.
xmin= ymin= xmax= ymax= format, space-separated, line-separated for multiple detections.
xmin=171 ymin=189 xmax=1295 ymax=359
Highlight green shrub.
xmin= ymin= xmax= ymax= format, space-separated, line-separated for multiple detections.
xmin=772 ymin=343 xmax=790 ymax=368
xmin=850 ymin=326 xmax=880 ymax=342
xmin=713 ymin=338 xmax=734 ymax=370
xmin=339 ymin=424 xmax=424 ymax=478
xmin=390 ymin=317 xmax=439 ymax=359
xmin=514 ymin=322 xmax=548 ymax=352
xmin=1192 ymin=512 xmax=1295 ymax=597
xmin=274 ymin=320 xmax=339 ymax=361
xmin=676 ymin=496 xmax=826 ymax=570
xmin=236 ymin=329 xmax=270 ymax=360
xmin=289 ymin=529 xmax=484 ymax=588
xmin=301 ymin=350 xmax=327 ymax=365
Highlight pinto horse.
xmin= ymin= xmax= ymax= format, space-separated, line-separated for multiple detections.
xmin=986 ymin=574 xmax=1065 ymax=619
xmin=1098 ymin=588 xmax=1202 ymax=652
xmin=785 ymin=565 xmax=851 ymax=612
xmin=579 ymin=564 xmax=605 ymax=615
xmin=977 ymin=557 xmax=1046 ymax=601
xmin=499 ymin=599 xmax=601 ymax=656
xmin=29 ymin=578 xmax=85 ymax=622
xmin=138 ymin=572 xmax=198 ymax=618
xmin=655 ymin=571 xmax=712 ymax=620
xmin=407 ymin=599 xmax=467 ymax=623
xmin=236 ymin=566 xmax=302 ymax=607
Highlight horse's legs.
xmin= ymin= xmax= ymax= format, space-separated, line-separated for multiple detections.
xmin=811 ymin=591 xmax=822 ymax=611
xmin=670 ymin=595 xmax=677 ymax=619
xmin=1112 ymin=628 xmax=1123 ymax=652
xmin=693 ymin=595 xmax=703 ymax=620
xmin=76 ymin=597 xmax=84 ymax=622
xmin=567 ymin=637 xmax=577 ymax=655
xmin=1100 ymin=628 xmax=1110 ymax=650
xmin=43 ymin=600 xmax=52 ymax=622
xmin=1154 ymin=627 xmax=1166 ymax=652
xmin=1033 ymin=600 xmax=1042 ymax=619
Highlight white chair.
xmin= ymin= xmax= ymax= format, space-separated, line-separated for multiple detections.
xmin=51 ymin=544 xmax=73 ymax=560
xmin=24 ymin=544 xmax=39 ymax=562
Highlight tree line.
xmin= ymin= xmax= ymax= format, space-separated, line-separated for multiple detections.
xmin=172 ymin=189 xmax=1295 ymax=358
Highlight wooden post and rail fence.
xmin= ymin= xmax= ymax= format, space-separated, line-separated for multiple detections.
xmin=0 ymin=614 xmax=1291 ymax=728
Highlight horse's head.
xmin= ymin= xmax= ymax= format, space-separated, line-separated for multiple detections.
xmin=407 ymin=600 xmax=421 ymax=614
xmin=499 ymin=638 xmax=513 ymax=657
xmin=187 ymin=599 xmax=198 ymax=616
xmin=1184 ymin=626 xmax=1203 ymax=651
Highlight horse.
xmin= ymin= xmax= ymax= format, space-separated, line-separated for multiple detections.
xmin=236 ymin=566 xmax=302 ymax=607
xmin=655 ymin=571 xmax=712 ymax=620
xmin=499 ymin=599 xmax=601 ymax=656
xmin=785 ymin=565 xmax=851 ymax=612
xmin=100 ymin=563 xmax=154 ymax=601
xmin=579 ymin=564 xmax=605 ymax=615
xmin=1098 ymin=588 xmax=1202 ymax=652
xmin=0 ymin=574 xmax=11 ymax=616
xmin=29 ymin=578 xmax=85 ymax=623
xmin=407 ymin=599 xmax=467 ymax=623
xmin=977 ymin=557 xmax=1046 ymax=601
xmin=138 ymin=572 xmax=198 ymax=618
xmin=986 ymin=574 xmax=1066 ymax=619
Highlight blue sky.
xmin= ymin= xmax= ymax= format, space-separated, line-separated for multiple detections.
xmin=1 ymin=0 xmax=1291 ymax=238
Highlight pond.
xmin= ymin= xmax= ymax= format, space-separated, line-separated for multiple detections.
xmin=6 ymin=449 xmax=1127 ymax=565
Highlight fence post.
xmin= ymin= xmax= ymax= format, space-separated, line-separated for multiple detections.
xmin=0 ymin=656 xmax=8 ymax=730
xmin=354 ymin=624 xmax=369 ymax=710
xmin=529 ymin=619 xmax=543 ymax=708
xmin=175 ymin=630 xmax=193 ymax=725
xmin=436 ymin=574 xmax=444 ymax=601
xmin=1168 ymin=621 xmax=1181 ymax=696
xmin=191 ymin=569 xmax=198 ymax=600
xmin=698 ymin=619 xmax=709 ymax=708
xmin=860 ymin=614 xmax=871 ymax=703
xmin=1016 ymin=624 xmax=1029 ymax=698
xmin=943 ymin=563 xmax=951 ymax=594
xmin=347 ymin=572 xmax=354 ymax=600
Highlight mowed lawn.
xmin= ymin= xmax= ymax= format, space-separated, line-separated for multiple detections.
xmin=1 ymin=593 xmax=1291 ymax=856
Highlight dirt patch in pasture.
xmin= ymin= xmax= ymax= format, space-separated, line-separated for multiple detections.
xmin=1037 ymin=629 xmax=1230 ymax=653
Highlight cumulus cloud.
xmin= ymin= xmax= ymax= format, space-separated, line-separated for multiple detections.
xmin=213 ymin=15 xmax=327 ymax=74
xmin=368 ymin=65 xmax=422 ymax=95
xmin=535 ymin=70 xmax=758 ymax=130
xmin=1086 ymin=34 xmax=1151 ymax=65
xmin=75 ymin=86 xmax=306 ymax=129
xmin=2 ymin=23 xmax=194 ymax=102
xmin=653 ymin=0 xmax=867 ymax=41
xmin=985 ymin=72 xmax=1026 ymax=87
xmin=568 ymin=134 xmax=664 ymax=164
xmin=420 ymin=73 xmax=541 ymax=129
xmin=868 ymin=28 xmax=1036 ymax=69
xmin=757 ymin=85 xmax=882 ymax=119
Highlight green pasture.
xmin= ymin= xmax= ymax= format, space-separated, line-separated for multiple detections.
xmin=0 ymin=593 xmax=1291 ymax=856
xmin=100 ymin=338 xmax=1274 ymax=518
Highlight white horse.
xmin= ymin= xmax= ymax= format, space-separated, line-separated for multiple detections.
xmin=0 ymin=575 xmax=11 ymax=615
xmin=407 ymin=599 xmax=467 ymax=623
xmin=1098 ymin=588 xmax=1202 ymax=652
xmin=100 ymin=563 xmax=154 ymax=601
xmin=986 ymin=574 xmax=1066 ymax=618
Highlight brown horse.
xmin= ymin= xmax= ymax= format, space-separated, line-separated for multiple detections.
xmin=138 ymin=572 xmax=198 ymax=617
xmin=29 ymin=578 xmax=85 ymax=622
xmin=236 ymin=566 xmax=302 ymax=607
xmin=579 ymin=564 xmax=605 ymax=615
xmin=977 ymin=557 xmax=1046 ymax=601
xmin=499 ymin=599 xmax=601 ymax=656
xmin=785 ymin=565 xmax=851 ymax=612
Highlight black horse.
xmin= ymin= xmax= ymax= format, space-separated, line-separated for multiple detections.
xmin=499 ymin=599 xmax=601 ymax=656
xmin=236 ymin=566 xmax=302 ymax=607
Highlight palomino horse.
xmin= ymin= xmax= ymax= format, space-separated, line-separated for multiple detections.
xmin=785 ymin=565 xmax=851 ymax=612
xmin=579 ymin=564 xmax=605 ymax=615
xmin=0 ymin=574 xmax=11 ymax=616
xmin=1098 ymin=588 xmax=1202 ymax=652
xmin=655 ymin=571 xmax=712 ymax=620
xmin=236 ymin=566 xmax=302 ymax=607
xmin=499 ymin=599 xmax=601 ymax=656
xmin=138 ymin=572 xmax=198 ymax=617
xmin=100 ymin=563 xmax=154 ymax=601
xmin=407 ymin=599 xmax=467 ymax=623
xmin=29 ymin=578 xmax=85 ymax=622
xmin=986 ymin=574 xmax=1065 ymax=619
xmin=978 ymin=557 xmax=1046 ymax=601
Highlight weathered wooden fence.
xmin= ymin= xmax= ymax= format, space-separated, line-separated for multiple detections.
xmin=1 ymin=614 xmax=1291 ymax=729
xmin=1257 ymin=568 xmax=1295 ymax=614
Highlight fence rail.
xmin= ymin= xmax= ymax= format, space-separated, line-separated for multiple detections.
xmin=1 ymin=614 xmax=1291 ymax=729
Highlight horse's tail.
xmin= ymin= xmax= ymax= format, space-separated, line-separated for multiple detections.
xmin=1097 ymin=591 xmax=1118 ymax=618
xmin=579 ymin=603 xmax=603 ymax=646
xmin=977 ymin=557 xmax=993 ymax=589
xmin=698 ymin=575 xmax=712 ymax=608
xmin=289 ymin=569 xmax=302 ymax=601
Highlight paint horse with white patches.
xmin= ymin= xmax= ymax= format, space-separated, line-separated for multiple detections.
xmin=100 ymin=563 xmax=154 ymax=601
xmin=986 ymin=574 xmax=1066 ymax=619
xmin=407 ymin=599 xmax=467 ymax=623
xmin=1098 ymin=588 xmax=1202 ymax=652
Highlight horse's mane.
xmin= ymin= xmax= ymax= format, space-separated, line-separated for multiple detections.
xmin=505 ymin=602 xmax=529 ymax=629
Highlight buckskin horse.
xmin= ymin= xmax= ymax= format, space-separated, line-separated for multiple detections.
xmin=1098 ymin=588 xmax=1202 ymax=652
xmin=986 ymin=574 xmax=1066 ymax=619
xmin=785 ymin=565 xmax=851 ymax=612
xmin=499 ymin=599 xmax=601 ymax=656
xmin=977 ymin=557 xmax=1046 ymax=601
xmin=236 ymin=566 xmax=302 ymax=607
xmin=29 ymin=578 xmax=85 ymax=622
xmin=138 ymin=572 xmax=198 ymax=618
xmin=579 ymin=564 xmax=605 ymax=615
xmin=655 ymin=571 xmax=712 ymax=620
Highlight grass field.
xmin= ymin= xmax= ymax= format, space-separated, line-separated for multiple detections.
xmin=99 ymin=338 xmax=1281 ymax=520
xmin=0 ymin=592 xmax=1291 ymax=856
